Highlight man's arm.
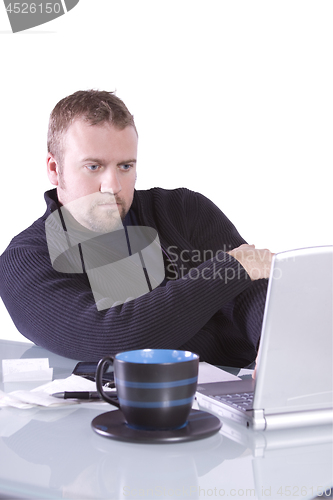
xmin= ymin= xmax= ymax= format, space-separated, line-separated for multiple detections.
xmin=0 ymin=244 xmax=252 ymax=361
xmin=0 ymin=188 xmax=272 ymax=363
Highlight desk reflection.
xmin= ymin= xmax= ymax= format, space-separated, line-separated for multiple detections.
xmin=1 ymin=404 xmax=332 ymax=500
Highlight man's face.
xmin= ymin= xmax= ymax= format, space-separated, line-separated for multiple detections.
xmin=48 ymin=119 xmax=138 ymax=233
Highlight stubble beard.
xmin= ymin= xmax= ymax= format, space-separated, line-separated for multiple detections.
xmin=85 ymin=202 xmax=127 ymax=233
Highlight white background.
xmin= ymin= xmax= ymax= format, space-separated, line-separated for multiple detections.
xmin=0 ymin=1 xmax=332 ymax=341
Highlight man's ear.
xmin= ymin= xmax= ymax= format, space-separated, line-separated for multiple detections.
xmin=47 ymin=153 xmax=60 ymax=186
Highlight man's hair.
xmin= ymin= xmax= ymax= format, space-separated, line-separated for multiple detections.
xmin=47 ymin=89 xmax=137 ymax=168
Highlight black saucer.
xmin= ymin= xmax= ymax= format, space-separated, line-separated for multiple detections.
xmin=91 ymin=409 xmax=221 ymax=444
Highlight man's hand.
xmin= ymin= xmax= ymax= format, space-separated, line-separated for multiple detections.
xmin=252 ymin=353 xmax=258 ymax=379
xmin=228 ymin=244 xmax=274 ymax=280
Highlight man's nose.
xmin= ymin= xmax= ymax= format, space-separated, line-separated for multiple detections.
xmin=99 ymin=168 xmax=121 ymax=194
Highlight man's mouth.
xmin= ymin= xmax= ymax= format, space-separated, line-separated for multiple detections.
xmin=97 ymin=201 xmax=121 ymax=208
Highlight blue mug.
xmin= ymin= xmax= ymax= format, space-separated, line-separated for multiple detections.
xmin=96 ymin=349 xmax=199 ymax=430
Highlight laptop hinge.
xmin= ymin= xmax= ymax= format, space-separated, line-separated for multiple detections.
xmin=251 ymin=409 xmax=266 ymax=431
xmin=264 ymin=408 xmax=333 ymax=431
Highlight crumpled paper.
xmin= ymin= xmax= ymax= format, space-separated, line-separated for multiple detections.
xmin=0 ymin=374 xmax=103 ymax=409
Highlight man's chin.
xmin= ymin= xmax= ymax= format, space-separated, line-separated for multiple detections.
xmin=87 ymin=219 xmax=123 ymax=233
xmin=84 ymin=207 xmax=125 ymax=233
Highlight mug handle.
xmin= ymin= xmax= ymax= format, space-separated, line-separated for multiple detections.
xmin=96 ymin=356 xmax=120 ymax=408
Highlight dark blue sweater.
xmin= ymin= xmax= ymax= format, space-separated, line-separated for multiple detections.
xmin=0 ymin=187 xmax=268 ymax=365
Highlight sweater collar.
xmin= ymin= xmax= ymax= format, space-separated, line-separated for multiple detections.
xmin=43 ymin=188 xmax=60 ymax=217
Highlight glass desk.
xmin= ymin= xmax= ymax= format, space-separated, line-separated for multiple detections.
xmin=0 ymin=340 xmax=332 ymax=500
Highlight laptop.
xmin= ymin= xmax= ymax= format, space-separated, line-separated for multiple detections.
xmin=196 ymin=246 xmax=333 ymax=430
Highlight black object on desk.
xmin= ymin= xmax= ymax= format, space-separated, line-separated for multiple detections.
xmin=72 ymin=361 xmax=115 ymax=387
xmin=53 ymin=391 xmax=102 ymax=400
xmin=91 ymin=409 xmax=222 ymax=444
xmin=52 ymin=391 xmax=120 ymax=407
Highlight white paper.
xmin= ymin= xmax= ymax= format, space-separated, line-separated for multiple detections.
xmin=198 ymin=362 xmax=240 ymax=383
xmin=2 ymin=358 xmax=53 ymax=382
xmin=35 ymin=374 xmax=98 ymax=394
xmin=0 ymin=390 xmax=72 ymax=409
xmin=0 ymin=375 xmax=109 ymax=409
xmin=237 ymin=368 xmax=255 ymax=378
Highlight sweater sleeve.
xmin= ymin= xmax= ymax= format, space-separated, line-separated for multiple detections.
xmin=0 ymin=243 xmax=253 ymax=361
xmin=219 ymin=278 xmax=268 ymax=351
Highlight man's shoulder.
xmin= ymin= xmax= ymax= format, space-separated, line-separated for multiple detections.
xmin=132 ymin=187 xmax=218 ymax=234
xmin=134 ymin=187 xmax=219 ymax=221
xmin=2 ymin=216 xmax=47 ymax=256
xmin=1 ymin=189 xmax=57 ymax=257
xmin=134 ymin=187 xmax=206 ymax=206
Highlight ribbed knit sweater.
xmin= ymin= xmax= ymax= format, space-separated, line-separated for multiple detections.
xmin=0 ymin=187 xmax=268 ymax=365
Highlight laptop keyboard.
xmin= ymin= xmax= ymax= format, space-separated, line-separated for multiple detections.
xmin=211 ymin=392 xmax=254 ymax=411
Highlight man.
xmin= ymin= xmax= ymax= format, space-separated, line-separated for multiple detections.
xmin=0 ymin=90 xmax=272 ymax=365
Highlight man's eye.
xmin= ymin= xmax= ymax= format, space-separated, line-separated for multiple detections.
xmin=87 ymin=165 xmax=100 ymax=171
xmin=120 ymin=164 xmax=133 ymax=171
